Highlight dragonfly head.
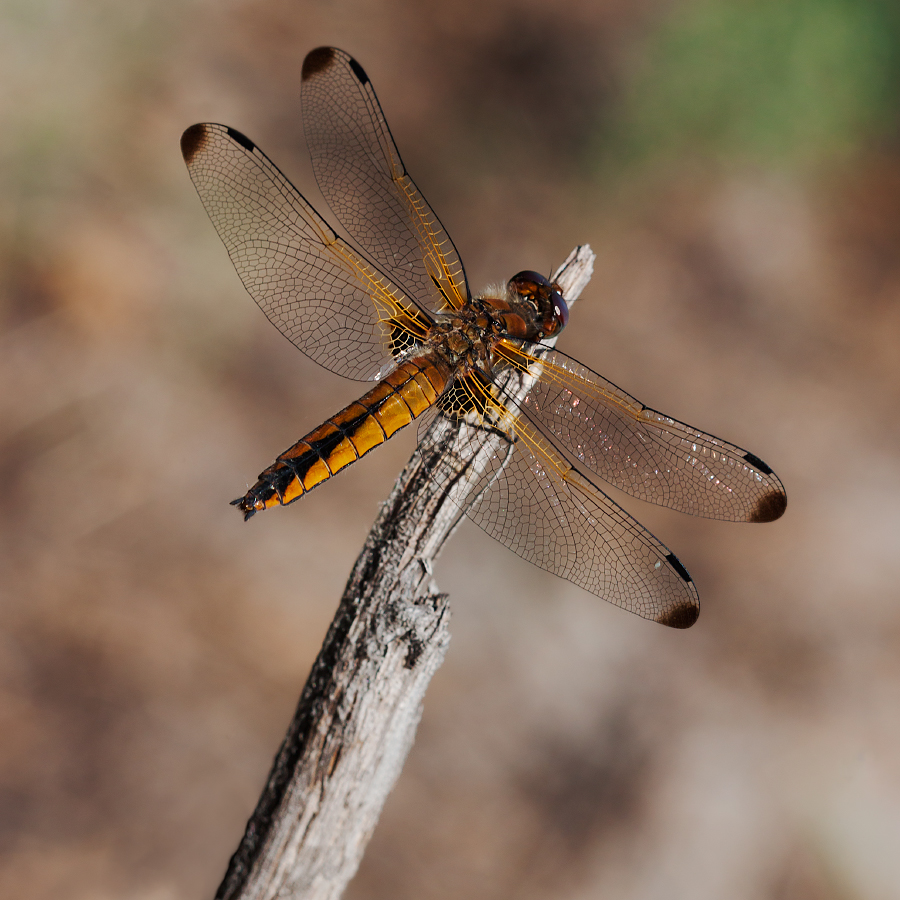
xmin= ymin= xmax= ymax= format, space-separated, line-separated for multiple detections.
xmin=508 ymin=270 xmax=569 ymax=338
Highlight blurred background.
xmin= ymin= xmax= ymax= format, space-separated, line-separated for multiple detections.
xmin=2 ymin=0 xmax=900 ymax=898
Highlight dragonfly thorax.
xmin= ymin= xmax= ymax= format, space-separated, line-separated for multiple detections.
xmin=429 ymin=298 xmax=507 ymax=373
xmin=427 ymin=272 xmax=570 ymax=378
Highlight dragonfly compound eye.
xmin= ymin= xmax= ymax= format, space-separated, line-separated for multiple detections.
xmin=508 ymin=270 xmax=551 ymax=300
xmin=508 ymin=271 xmax=568 ymax=336
xmin=550 ymin=287 xmax=569 ymax=331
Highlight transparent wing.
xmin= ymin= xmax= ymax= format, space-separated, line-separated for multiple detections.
xmin=417 ymin=374 xmax=700 ymax=628
xmin=495 ymin=341 xmax=787 ymax=523
xmin=301 ymin=47 xmax=470 ymax=314
xmin=181 ymin=122 xmax=433 ymax=381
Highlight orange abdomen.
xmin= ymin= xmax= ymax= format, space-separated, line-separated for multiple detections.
xmin=233 ymin=354 xmax=450 ymax=518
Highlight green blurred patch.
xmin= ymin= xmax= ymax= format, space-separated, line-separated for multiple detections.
xmin=613 ymin=0 xmax=900 ymax=169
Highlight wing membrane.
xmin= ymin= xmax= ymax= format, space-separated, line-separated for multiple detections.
xmin=496 ymin=341 xmax=787 ymax=523
xmin=418 ymin=375 xmax=700 ymax=627
xmin=181 ymin=122 xmax=432 ymax=381
xmin=301 ymin=47 xmax=469 ymax=313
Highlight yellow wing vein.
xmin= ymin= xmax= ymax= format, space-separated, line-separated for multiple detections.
xmin=328 ymin=240 xmax=431 ymax=343
xmin=495 ymin=341 xmax=642 ymax=419
xmin=460 ymin=373 xmax=573 ymax=483
xmin=394 ymin=173 xmax=467 ymax=310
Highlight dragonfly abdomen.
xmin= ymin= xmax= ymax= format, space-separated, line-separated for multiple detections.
xmin=233 ymin=355 xmax=450 ymax=519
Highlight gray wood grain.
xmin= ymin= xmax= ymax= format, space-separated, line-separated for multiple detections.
xmin=215 ymin=245 xmax=595 ymax=900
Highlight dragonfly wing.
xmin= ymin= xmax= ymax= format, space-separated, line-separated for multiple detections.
xmin=494 ymin=341 xmax=787 ymax=523
xmin=181 ymin=122 xmax=433 ymax=381
xmin=417 ymin=375 xmax=700 ymax=628
xmin=301 ymin=47 xmax=470 ymax=314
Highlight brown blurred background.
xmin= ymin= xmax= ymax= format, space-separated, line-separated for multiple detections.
xmin=2 ymin=0 xmax=900 ymax=897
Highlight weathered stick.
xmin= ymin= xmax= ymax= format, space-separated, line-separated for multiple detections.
xmin=215 ymin=245 xmax=596 ymax=900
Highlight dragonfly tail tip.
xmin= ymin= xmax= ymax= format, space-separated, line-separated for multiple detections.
xmin=230 ymin=496 xmax=257 ymax=521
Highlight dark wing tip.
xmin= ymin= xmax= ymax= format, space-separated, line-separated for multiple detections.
xmin=302 ymin=46 xmax=337 ymax=81
xmin=181 ymin=123 xmax=208 ymax=165
xmin=656 ymin=554 xmax=699 ymax=627
xmin=749 ymin=489 xmax=787 ymax=523
xmin=657 ymin=601 xmax=700 ymax=629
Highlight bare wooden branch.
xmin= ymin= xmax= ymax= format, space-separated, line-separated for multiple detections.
xmin=215 ymin=245 xmax=596 ymax=900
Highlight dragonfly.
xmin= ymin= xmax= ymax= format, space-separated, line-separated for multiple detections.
xmin=181 ymin=46 xmax=786 ymax=629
